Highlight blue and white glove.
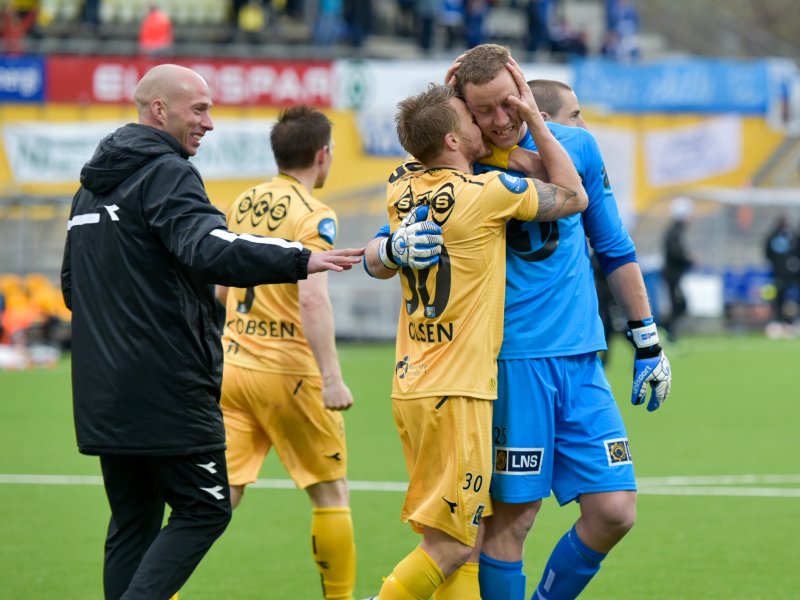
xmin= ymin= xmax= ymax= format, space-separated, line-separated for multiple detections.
xmin=626 ymin=318 xmax=671 ymax=412
xmin=379 ymin=205 xmax=443 ymax=270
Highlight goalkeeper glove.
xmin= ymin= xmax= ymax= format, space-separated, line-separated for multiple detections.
xmin=379 ymin=205 xmax=443 ymax=270
xmin=626 ymin=318 xmax=671 ymax=412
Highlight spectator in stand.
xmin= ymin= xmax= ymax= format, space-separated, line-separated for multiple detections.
xmin=313 ymin=0 xmax=344 ymax=46
xmin=1 ymin=2 xmax=36 ymax=54
xmin=763 ymin=214 xmax=799 ymax=337
xmin=524 ymin=0 xmax=550 ymax=57
xmin=548 ymin=15 xmax=588 ymax=59
xmin=138 ymin=3 xmax=173 ymax=56
xmin=231 ymin=0 xmax=249 ymax=26
xmin=440 ymin=0 xmax=464 ymax=51
xmin=286 ymin=0 xmax=306 ymax=19
xmin=238 ymin=0 xmax=266 ymax=43
xmin=662 ymin=197 xmax=695 ymax=342
xmin=81 ymin=0 xmax=100 ymax=29
xmin=344 ymin=0 xmax=371 ymax=47
xmin=604 ymin=0 xmax=640 ymax=61
xmin=415 ymin=0 xmax=437 ymax=53
xmin=463 ymin=0 xmax=489 ymax=48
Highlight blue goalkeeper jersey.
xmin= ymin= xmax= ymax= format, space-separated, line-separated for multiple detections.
xmin=474 ymin=122 xmax=636 ymax=359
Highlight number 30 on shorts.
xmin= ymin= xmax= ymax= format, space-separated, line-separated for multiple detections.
xmin=462 ymin=472 xmax=483 ymax=492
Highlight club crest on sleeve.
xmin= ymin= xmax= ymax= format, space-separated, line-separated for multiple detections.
xmin=604 ymin=438 xmax=632 ymax=466
xmin=498 ymin=173 xmax=529 ymax=194
xmin=494 ymin=447 xmax=543 ymax=474
xmin=318 ymin=218 xmax=337 ymax=244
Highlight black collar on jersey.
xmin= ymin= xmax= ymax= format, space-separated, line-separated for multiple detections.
xmin=277 ymin=172 xmax=302 ymax=184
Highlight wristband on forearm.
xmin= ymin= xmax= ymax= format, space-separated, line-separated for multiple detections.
xmin=378 ymin=237 xmax=399 ymax=270
xmin=627 ymin=318 xmax=662 ymax=358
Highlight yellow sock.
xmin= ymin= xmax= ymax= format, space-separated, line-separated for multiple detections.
xmin=433 ymin=562 xmax=480 ymax=599
xmin=378 ymin=546 xmax=445 ymax=600
xmin=311 ymin=507 xmax=356 ymax=600
xmin=168 ymin=594 xmax=179 ymax=600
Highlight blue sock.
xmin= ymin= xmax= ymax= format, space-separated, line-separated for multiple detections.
xmin=479 ymin=552 xmax=527 ymax=600
xmin=533 ymin=525 xmax=606 ymax=600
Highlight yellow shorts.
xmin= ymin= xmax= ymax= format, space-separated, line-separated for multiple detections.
xmin=221 ymin=363 xmax=347 ymax=489
xmin=392 ymin=395 xmax=493 ymax=547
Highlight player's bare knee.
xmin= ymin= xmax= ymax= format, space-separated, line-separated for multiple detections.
xmin=604 ymin=492 xmax=636 ymax=535
xmin=582 ymin=492 xmax=636 ymax=540
xmin=489 ymin=500 xmax=540 ymax=543
xmin=432 ymin=540 xmax=474 ymax=576
xmin=306 ymin=478 xmax=350 ymax=507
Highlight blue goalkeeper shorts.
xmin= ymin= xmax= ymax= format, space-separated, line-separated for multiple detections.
xmin=491 ymin=353 xmax=637 ymax=505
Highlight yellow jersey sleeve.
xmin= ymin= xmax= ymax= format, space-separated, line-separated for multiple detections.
xmin=479 ymin=171 xmax=540 ymax=223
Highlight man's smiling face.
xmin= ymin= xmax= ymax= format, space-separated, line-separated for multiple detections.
xmin=463 ymin=69 xmax=524 ymax=150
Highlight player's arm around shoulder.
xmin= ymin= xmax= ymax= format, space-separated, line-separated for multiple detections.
xmin=531 ymin=177 xmax=587 ymax=221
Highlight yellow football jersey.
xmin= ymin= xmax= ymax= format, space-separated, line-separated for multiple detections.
xmin=387 ymin=162 xmax=539 ymax=400
xmin=222 ymin=174 xmax=337 ymax=375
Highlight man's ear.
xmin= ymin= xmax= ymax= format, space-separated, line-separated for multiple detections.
xmin=444 ymin=132 xmax=459 ymax=151
xmin=152 ymin=99 xmax=167 ymax=125
xmin=540 ymin=111 xmax=551 ymax=122
xmin=315 ymin=146 xmax=328 ymax=166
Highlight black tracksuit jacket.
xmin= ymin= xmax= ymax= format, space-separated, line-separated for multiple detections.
xmin=61 ymin=123 xmax=311 ymax=456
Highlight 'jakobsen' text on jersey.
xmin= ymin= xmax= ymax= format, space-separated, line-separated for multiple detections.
xmin=222 ymin=174 xmax=338 ymax=376
xmin=387 ymin=162 xmax=539 ymax=400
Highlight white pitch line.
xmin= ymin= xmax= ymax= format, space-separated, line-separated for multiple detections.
xmin=2 ymin=474 xmax=800 ymax=498
xmin=637 ymin=486 xmax=800 ymax=498
xmin=637 ymin=474 xmax=800 ymax=486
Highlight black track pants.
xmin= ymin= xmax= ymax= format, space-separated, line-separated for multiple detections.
xmin=100 ymin=450 xmax=232 ymax=600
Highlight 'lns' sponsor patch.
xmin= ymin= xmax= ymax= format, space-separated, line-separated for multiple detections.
xmin=494 ymin=447 xmax=543 ymax=475
xmin=604 ymin=438 xmax=633 ymax=466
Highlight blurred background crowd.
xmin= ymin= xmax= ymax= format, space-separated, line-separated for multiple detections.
xmin=2 ymin=0 xmax=800 ymax=368
xmin=7 ymin=0 xmax=798 ymax=61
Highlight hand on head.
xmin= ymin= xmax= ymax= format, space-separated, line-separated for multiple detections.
xmin=504 ymin=57 xmax=541 ymax=125
xmin=443 ymin=53 xmax=468 ymax=88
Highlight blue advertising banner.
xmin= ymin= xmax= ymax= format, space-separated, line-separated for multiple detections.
xmin=0 ymin=55 xmax=45 ymax=103
xmin=573 ymin=59 xmax=770 ymax=113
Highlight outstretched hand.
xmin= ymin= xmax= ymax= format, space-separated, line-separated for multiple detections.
xmin=308 ymin=247 xmax=365 ymax=273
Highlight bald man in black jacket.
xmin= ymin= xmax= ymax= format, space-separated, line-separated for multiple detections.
xmin=61 ymin=64 xmax=362 ymax=600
